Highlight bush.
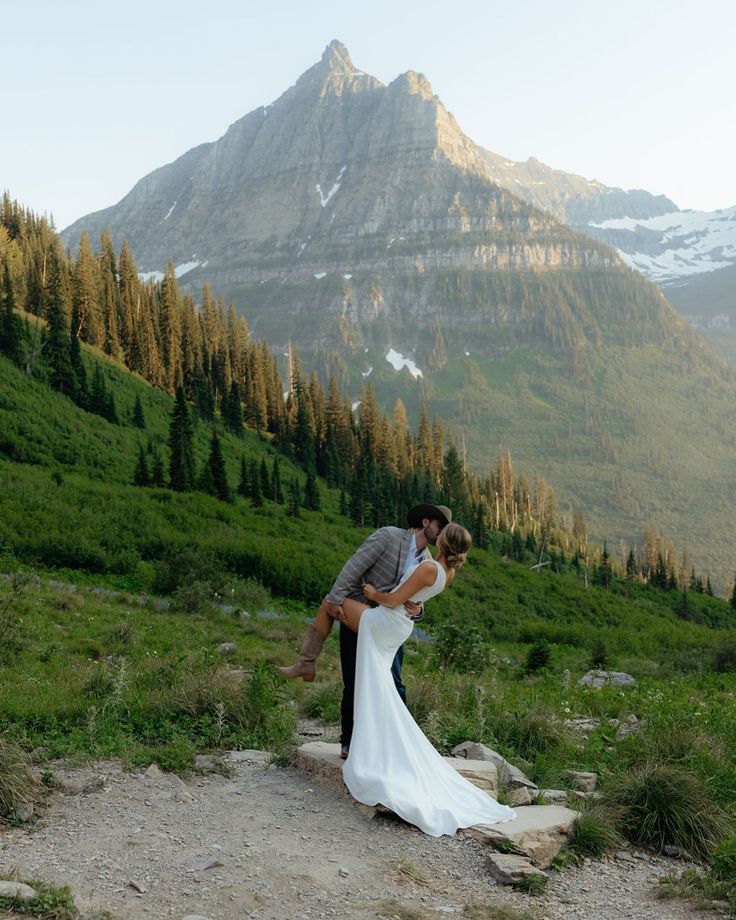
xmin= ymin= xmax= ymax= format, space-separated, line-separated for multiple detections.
xmin=433 ymin=622 xmax=490 ymax=673
xmin=172 ymin=581 xmax=215 ymax=614
xmin=0 ymin=736 xmax=38 ymax=819
xmin=568 ymin=808 xmax=620 ymax=857
xmin=303 ymin=680 xmax=342 ymax=724
xmin=525 ymin=641 xmax=551 ymax=674
xmin=604 ymin=762 xmax=733 ymax=859
xmin=712 ymin=838 xmax=736 ymax=880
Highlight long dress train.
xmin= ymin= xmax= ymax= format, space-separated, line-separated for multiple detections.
xmin=343 ymin=559 xmax=516 ymax=836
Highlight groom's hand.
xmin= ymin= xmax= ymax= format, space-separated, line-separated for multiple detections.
xmin=325 ymin=600 xmax=346 ymax=623
xmin=404 ymin=601 xmax=422 ymax=619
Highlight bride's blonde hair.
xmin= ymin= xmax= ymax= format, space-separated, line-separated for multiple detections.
xmin=436 ymin=523 xmax=472 ymax=569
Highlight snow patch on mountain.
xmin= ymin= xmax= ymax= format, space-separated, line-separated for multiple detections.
xmin=590 ymin=206 xmax=736 ymax=284
xmin=385 ymin=348 xmax=423 ymax=379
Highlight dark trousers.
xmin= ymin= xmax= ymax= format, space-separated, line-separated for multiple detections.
xmin=339 ymin=621 xmax=407 ymax=748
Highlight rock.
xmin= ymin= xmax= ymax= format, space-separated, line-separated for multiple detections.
xmin=13 ymin=802 xmax=34 ymax=822
xmin=338 ymin=867 xmax=349 ymax=877
xmin=128 ymin=879 xmax=146 ymax=893
xmin=221 ymin=749 xmax=271 ymax=766
xmin=538 ymin=789 xmax=569 ymax=805
xmin=0 ymin=881 xmax=37 ymax=901
xmin=444 ymin=758 xmax=498 ymax=795
xmin=564 ymin=717 xmax=601 ymax=734
xmin=486 ymin=852 xmax=548 ymax=886
xmin=615 ymin=850 xmax=638 ymax=863
xmin=616 ymin=719 xmax=645 ymax=741
xmin=175 ymin=786 xmax=195 ymax=803
xmin=465 ymin=805 xmax=579 ymax=868
xmin=451 ymin=742 xmax=536 ymax=793
xmin=217 ymin=642 xmax=236 ymax=655
xmin=507 ymin=786 xmax=534 ymax=807
xmin=193 ymin=754 xmax=224 ymax=772
xmin=577 ymin=670 xmax=636 ymax=689
xmin=662 ymin=845 xmax=694 ymax=860
xmin=144 ymin=763 xmax=163 ymax=778
xmin=197 ymin=858 xmax=224 ymax=871
xmin=30 ymin=746 xmax=50 ymax=762
xmin=563 ymin=770 xmax=597 ymax=793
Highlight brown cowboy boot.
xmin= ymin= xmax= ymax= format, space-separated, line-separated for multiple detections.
xmin=277 ymin=625 xmax=325 ymax=682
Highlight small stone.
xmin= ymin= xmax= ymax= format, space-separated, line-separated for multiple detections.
xmin=0 ymin=881 xmax=37 ymax=901
xmin=615 ymin=851 xmax=638 ymax=863
xmin=486 ymin=852 xmax=548 ymax=886
xmin=507 ymin=786 xmax=533 ymax=807
xmin=144 ymin=763 xmax=162 ymax=778
xmin=338 ymin=867 xmax=349 ymax=877
xmin=193 ymin=754 xmax=223 ymax=772
xmin=198 ymin=859 xmax=224 ymax=871
xmin=563 ymin=770 xmax=597 ymax=793
xmin=217 ymin=642 xmax=236 ymax=655
xmin=128 ymin=879 xmax=146 ymax=893
xmin=175 ymin=787 xmax=195 ymax=803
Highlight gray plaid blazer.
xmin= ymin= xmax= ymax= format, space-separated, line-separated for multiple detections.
xmin=326 ymin=526 xmax=430 ymax=614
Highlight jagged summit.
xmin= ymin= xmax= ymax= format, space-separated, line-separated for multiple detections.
xmin=320 ymin=39 xmax=353 ymax=71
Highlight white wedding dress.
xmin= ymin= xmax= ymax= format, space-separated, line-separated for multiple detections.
xmin=343 ymin=559 xmax=517 ymax=836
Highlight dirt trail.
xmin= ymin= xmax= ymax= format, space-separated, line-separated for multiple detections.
xmin=0 ymin=753 xmax=723 ymax=920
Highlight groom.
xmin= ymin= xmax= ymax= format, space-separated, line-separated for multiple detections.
xmin=322 ymin=503 xmax=452 ymax=759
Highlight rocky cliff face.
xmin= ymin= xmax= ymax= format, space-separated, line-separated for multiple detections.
xmin=62 ymin=40 xmax=638 ymax=357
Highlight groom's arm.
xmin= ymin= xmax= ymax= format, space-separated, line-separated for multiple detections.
xmin=325 ymin=528 xmax=394 ymax=606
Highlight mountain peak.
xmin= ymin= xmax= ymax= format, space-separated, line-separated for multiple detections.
xmin=321 ymin=39 xmax=353 ymax=72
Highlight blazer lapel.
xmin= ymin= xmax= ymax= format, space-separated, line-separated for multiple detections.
xmin=396 ymin=530 xmax=413 ymax=581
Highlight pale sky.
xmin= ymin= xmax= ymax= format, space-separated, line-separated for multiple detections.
xmin=3 ymin=0 xmax=734 ymax=231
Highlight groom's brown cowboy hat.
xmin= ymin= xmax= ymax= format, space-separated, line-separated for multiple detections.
xmin=407 ymin=503 xmax=452 ymax=528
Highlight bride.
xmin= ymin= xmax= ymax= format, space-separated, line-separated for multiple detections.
xmin=281 ymin=522 xmax=516 ymax=837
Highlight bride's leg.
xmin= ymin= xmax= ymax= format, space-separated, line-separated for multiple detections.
xmin=341 ymin=597 xmax=368 ymax=633
xmin=278 ymin=599 xmax=336 ymax=682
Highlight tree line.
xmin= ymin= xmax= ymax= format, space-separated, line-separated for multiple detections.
xmin=0 ymin=195 xmax=723 ymax=597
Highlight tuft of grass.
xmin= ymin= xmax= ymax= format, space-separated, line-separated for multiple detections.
xmin=302 ymin=679 xmax=342 ymax=724
xmin=396 ymin=859 xmax=430 ymax=887
xmin=0 ymin=737 xmax=38 ymax=820
xmin=604 ymin=762 xmax=734 ymax=860
xmin=657 ymin=867 xmax=736 ymax=913
xmin=377 ymin=900 xmax=428 ymax=920
xmin=0 ymin=877 xmax=100 ymax=919
xmin=567 ymin=807 xmax=621 ymax=857
xmin=513 ymin=872 xmax=548 ymax=895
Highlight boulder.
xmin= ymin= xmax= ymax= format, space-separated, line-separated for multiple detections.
xmin=0 ymin=881 xmax=37 ymax=901
xmin=486 ymin=852 xmax=548 ymax=886
xmin=563 ymin=770 xmax=597 ymax=793
xmin=451 ymin=742 xmax=536 ymax=793
xmin=564 ymin=717 xmax=601 ymax=734
xmin=465 ymin=804 xmax=579 ymax=868
xmin=577 ymin=670 xmax=636 ymax=689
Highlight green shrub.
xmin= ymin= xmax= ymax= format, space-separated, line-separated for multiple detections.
xmin=604 ymin=762 xmax=733 ymax=859
xmin=172 ymin=581 xmax=215 ymax=614
xmin=712 ymin=838 xmax=736 ymax=880
xmin=228 ymin=577 xmax=273 ymax=612
xmin=303 ymin=680 xmax=342 ymax=724
xmin=0 ymin=878 xmax=91 ymax=919
xmin=525 ymin=641 xmax=551 ymax=674
xmin=433 ymin=622 xmax=490 ymax=673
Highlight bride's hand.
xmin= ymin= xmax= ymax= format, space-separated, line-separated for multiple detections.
xmin=362 ymin=583 xmax=377 ymax=601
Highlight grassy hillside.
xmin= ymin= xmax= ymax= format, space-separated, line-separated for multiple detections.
xmin=355 ymin=338 xmax=736 ymax=588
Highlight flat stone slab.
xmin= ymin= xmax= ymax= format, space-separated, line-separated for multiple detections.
xmin=294 ymin=741 xmax=497 ymax=794
xmin=464 ymin=803 xmax=579 ymax=868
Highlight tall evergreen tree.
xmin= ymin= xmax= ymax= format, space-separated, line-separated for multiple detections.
xmin=0 ymin=259 xmax=21 ymax=363
xmin=134 ymin=446 xmax=150 ymax=486
xmin=132 ymin=394 xmax=145 ymax=429
xmin=208 ymin=431 xmax=231 ymax=502
xmin=303 ymin=469 xmax=321 ymax=511
xmin=271 ymin=455 xmax=282 ymax=505
xmin=225 ymin=379 xmax=244 ymax=434
xmin=238 ymin=455 xmax=250 ymax=498
xmin=168 ymin=386 xmax=195 ymax=491
xmin=151 ymin=449 xmax=166 ymax=487
xmin=45 ymin=248 xmax=78 ymax=399
xmin=250 ymin=459 xmax=263 ymax=507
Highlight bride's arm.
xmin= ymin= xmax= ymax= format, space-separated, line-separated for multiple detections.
xmin=362 ymin=561 xmax=437 ymax=608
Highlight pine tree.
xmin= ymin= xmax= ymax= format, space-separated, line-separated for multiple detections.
xmin=104 ymin=389 xmax=118 ymax=425
xmin=250 ymin=459 xmax=263 ymax=507
xmin=151 ymin=449 xmax=166 ymax=487
xmin=68 ymin=327 xmax=87 ymax=407
xmin=238 ymin=455 xmax=249 ymax=498
xmin=132 ymin=395 xmax=145 ymax=429
xmin=625 ymin=549 xmax=637 ymax=580
xmin=133 ymin=446 xmax=150 ymax=486
xmin=287 ymin=477 xmax=301 ymax=517
xmin=89 ymin=365 xmax=108 ymax=417
xmin=168 ymin=386 xmax=195 ymax=491
xmin=730 ymin=576 xmax=736 ymax=610
xmin=0 ymin=258 xmax=21 ymax=364
xmin=45 ymin=248 xmax=78 ymax=399
xmin=303 ymin=469 xmax=321 ymax=511
xmin=271 ymin=455 xmax=282 ymax=505
xmin=225 ymin=380 xmax=244 ymax=434
xmin=208 ymin=431 xmax=230 ymax=502
xmin=259 ymin=459 xmax=270 ymax=499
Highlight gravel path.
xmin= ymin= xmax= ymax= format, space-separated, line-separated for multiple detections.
xmin=0 ymin=757 xmax=724 ymax=920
